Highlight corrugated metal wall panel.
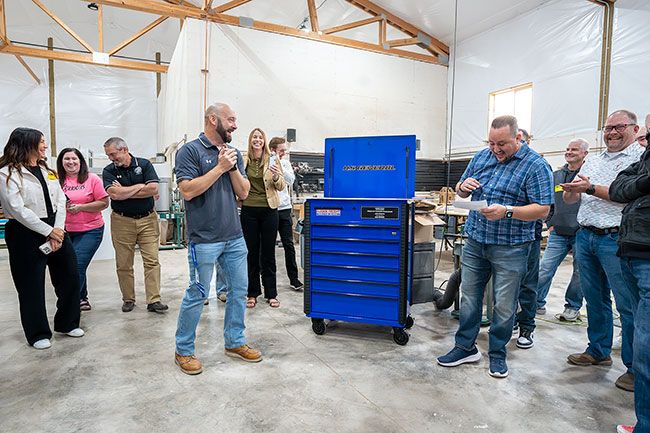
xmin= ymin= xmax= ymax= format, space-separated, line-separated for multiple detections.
xmin=290 ymin=153 xmax=470 ymax=192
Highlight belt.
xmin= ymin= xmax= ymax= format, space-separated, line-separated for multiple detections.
xmin=114 ymin=210 xmax=154 ymax=219
xmin=582 ymin=225 xmax=619 ymax=235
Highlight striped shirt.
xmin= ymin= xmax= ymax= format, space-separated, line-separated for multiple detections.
xmin=460 ymin=144 xmax=554 ymax=245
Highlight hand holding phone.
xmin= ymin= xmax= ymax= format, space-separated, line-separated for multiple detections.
xmin=39 ymin=241 xmax=53 ymax=255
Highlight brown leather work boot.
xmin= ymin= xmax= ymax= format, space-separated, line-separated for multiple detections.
xmin=175 ymin=353 xmax=203 ymax=375
xmin=225 ymin=345 xmax=262 ymax=363
xmin=567 ymin=351 xmax=613 ymax=366
xmin=615 ymin=372 xmax=634 ymax=392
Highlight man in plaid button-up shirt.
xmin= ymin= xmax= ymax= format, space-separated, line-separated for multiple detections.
xmin=437 ymin=115 xmax=554 ymax=378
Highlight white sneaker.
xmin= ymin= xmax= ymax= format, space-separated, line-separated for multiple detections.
xmin=33 ymin=339 xmax=51 ymax=349
xmin=66 ymin=328 xmax=85 ymax=338
xmin=558 ymin=308 xmax=580 ymax=322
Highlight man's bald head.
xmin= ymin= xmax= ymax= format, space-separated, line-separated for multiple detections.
xmin=204 ymin=102 xmax=237 ymax=145
xmin=205 ymin=103 xmax=230 ymax=120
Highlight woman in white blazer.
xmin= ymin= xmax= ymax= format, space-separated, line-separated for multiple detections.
xmin=0 ymin=127 xmax=84 ymax=349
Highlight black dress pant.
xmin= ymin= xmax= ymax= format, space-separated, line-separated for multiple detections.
xmin=241 ymin=206 xmax=279 ymax=299
xmin=277 ymin=209 xmax=300 ymax=285
xmin=5 ymin=219 xmax=81 ymax=345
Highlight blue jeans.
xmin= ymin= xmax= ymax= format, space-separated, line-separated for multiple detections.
xmin=456 ymin=238 xmax=531 ymax=360
xmin=575 ymin=229 xmax=635 ymax=369
xmin=536 ymin=231 xmax=583 ymax=311
xmin=175 ymin=236 xmax=248 ymax=354
xmin=216 ymin=263 xmax=226 ymax=295
xmin=516 ymin=239 xmax=540 ymax=331
xmin=621 ymin=258 xmax=649 ymax=431
xmin=68 ymin=226 xmax=104 ymax=301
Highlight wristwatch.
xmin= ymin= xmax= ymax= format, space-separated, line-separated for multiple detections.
xmin=505 ymin=205 xmax=514 ymax=219
xmin=585 ymin=184 xmax=596 ymax=195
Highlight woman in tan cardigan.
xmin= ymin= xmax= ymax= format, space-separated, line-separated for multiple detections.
xmin=241 ymin=128 xmax=285 ymax=308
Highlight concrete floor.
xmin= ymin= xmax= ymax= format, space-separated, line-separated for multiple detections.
xmin=0 ymin=241 xmax=635 ymax=433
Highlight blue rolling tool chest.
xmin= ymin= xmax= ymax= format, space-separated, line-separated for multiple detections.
xmin=304 ymin=135 xmax=417 ymax=345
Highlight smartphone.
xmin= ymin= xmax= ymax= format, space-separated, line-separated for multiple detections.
xmin=269 ymin=154 xmax=278 ymax=166
xmin=39 ymin=241 xmax=53 ymax=255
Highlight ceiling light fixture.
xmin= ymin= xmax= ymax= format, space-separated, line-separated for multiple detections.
xmin=87 ymin=3 xmax=99 ymax=11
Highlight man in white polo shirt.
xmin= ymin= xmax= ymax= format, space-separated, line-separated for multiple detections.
xmin=563 ymin=109 xmax=644 ymax=393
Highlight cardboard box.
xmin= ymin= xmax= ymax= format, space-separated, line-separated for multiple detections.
xmin=414 ymin=212 xmax=445 ymax=243
xmin=293 ymin=203 xmax=304 ymax=221
xmin=438 ymin=187 xmax=456 ymax=206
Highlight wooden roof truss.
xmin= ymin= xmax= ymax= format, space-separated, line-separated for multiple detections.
xmin=0 ymin=0 xmax=449 ymax=80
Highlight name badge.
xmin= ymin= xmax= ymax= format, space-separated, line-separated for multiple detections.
xmin=554 ymin=185 xmax=564 ymax=193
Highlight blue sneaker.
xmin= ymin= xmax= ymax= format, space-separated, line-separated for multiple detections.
xmin=488 ymin=357 xmax=508 ymax=378
xmin=437 ymin=346 xmax=482 ymax=367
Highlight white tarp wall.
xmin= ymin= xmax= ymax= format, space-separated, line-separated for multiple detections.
xmin=448 ymin=0 xmax=603 ymax=168
xmin=0 ymin=57 xmax=159 ymax=260
xmin=609 ymin=0 xmax=650 ymax=121
xmin=0 ymin=1 xmax=172 ymax=260
xmin=0 ymin=59 xmax=158 ymax=158
xmin=159 ymin=19 xmax=448 ymax=159
xmin=448 ymin=0 xmax=650 ymax=169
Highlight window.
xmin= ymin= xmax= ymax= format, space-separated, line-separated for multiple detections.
xmin=488 ymin=83 xmax=533 ymax=135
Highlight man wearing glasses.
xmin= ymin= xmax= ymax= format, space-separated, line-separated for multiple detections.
xmin=562 ymin=110 xmax=644 ymax=393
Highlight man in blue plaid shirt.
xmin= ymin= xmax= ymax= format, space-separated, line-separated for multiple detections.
xmin=437 ymin=115 xmax=554 ymax=378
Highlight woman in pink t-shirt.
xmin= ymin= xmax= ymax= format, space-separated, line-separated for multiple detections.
xmin=57 ymin=148 xmax=109 ymax=311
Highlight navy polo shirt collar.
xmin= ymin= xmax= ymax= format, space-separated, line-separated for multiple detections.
xmin=127 ymin=153 xmax=137 ymax=167
xmin=198 ymin=132 xmax=224 ymax=150
xmin=198 ymin=132 xmax=212 ymax=149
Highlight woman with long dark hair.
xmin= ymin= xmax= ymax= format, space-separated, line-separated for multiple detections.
xmin=57 ymin=148 xmax=109 ymax=311
xmin=241 ymin=128 xmax=285 ymax=308
xmin=0 ymin=128 xmax=84 ymax=349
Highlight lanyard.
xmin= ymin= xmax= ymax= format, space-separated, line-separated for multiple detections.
xmin=189 ymin=242 xmax=207 ymax=298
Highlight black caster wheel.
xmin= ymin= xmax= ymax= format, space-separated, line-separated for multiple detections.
xmin=311 ymin=318 xmax=326 ymax=335
xmin=405 ymin=316 xmax=414 ymax=329
xmin=392 ymin=328 xmax=409 ymax=345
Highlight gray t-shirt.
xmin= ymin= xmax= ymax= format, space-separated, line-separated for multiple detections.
xmin=175 ymin=132 xmax=246 ymax=244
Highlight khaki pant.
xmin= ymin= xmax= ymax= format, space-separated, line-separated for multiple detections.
xmin=111 ymin=211 xmax=161 ymax=304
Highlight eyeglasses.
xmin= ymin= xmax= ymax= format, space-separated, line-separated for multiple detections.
xmin=603 ymin=123 xmax=635 ymax=133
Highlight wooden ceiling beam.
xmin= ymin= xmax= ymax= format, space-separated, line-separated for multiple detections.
xmin=386 ymin=37 xmax=418 ymax=48
xmin=306 ymin=0 xmax=319 ymax=32
xmin=32 ymin=0 xmax=94 ymax=52
xmin=2 ymin=43 xmax=168 ymax=73
xmin=87 ymin=0 xmax=202 ymax=19
xmin=98 ymin=3 xmax=104 ymax=51
xmin=322 ymin=15 xmax=381 ymax=35
xmin=108 ymin=16 xmax=168 ymax=55
xmin=212 ymin=0 xmax=252 ymax=14
xmin=252 ymin=19 xmax=438 ymax=64
xmin=82 ymin=0 xmax=441 ymax=65
xmin=163 ymin=0 xmax=203 ymax=11
xmin=0 ymin=0 xmax=7 ymax=44
xmin=14 ymin=54 xmax=42 ymax=84
xmin=344 ymin=0 xmax=448 ymax=56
